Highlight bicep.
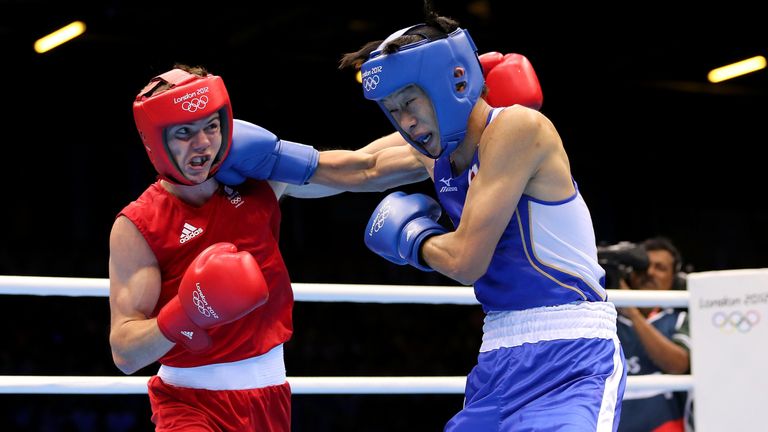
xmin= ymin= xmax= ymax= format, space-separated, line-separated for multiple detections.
xmin=108 ymin=216 xmax=161 ymax=329
xmin=437 ymin=110 xmax=547 ymax=268
xmin=441 ymin=167 xmax=527 ymax=271
xmin=310 ymin=135 xmax=427 ymax=192
xmin=368 ymin=144 xmax=429 ymax=188
xmin=462 ymin=109 xmax=549 ymax=231
xmin=356 ymin=131 xmax=410 ymax=154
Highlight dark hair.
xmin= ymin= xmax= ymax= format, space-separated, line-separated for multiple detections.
xmin=338 ymin=1 xmax=459 ymax=70
xmin=642 ymin=236 xmax=683 ymax=273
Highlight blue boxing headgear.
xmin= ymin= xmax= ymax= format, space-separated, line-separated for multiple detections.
xmin=361 ymin=25 xmax=484 ymax=159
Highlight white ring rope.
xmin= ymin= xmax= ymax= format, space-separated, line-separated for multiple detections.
xmin=0 ymin=276 xmax=689 ymax=307
xmin=0 ymin=375 xmax=692 ymax=395
xmin=0 ymin=275 xmax=693 ymax=395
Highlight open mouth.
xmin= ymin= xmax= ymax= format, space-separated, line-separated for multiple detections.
xmin=189 ymin=155 xmax=210 ymax=168
xmin=415 ymin=133 xmax=432 ymax=147
xmin=413 ymin=132 xmax=441 ymax=156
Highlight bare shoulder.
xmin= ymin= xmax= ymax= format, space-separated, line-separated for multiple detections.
xmin=108 ymin=215 xmax=163 ymax=327
xmin=495 ymin=105 xmax=556 ymax=139
xmin=110 ymin=216 xmax=157 ymax=270
xmin=478 ymin=105 xmax=572 ymax=199
xmin=481 ymin=105 xmax=559 ymax=156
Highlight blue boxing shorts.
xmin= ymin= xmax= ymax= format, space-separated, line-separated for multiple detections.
xmin=445 ymin=302 xmax=627 ymax=432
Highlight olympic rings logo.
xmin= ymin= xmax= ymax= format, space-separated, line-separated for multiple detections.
xmin=182 ymin=95 xmax=209 ymax=113
xmin=712 ymin=310 xmax=761 ymax=333
xmin=368 ymin=201 xmax=391 ymax=236
xmin=363 ymin=75 xmax=380 ymax=91
xmin=192 ymin=290 xmax=211 ymax=317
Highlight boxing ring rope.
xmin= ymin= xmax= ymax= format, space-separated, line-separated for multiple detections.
xmin=0 ymin=375 xmax=692 ymax=395
xmin=0 ymin=275 xmax=690 ymax=307
xmin=0 ymin=275 xmax=693 ymax=395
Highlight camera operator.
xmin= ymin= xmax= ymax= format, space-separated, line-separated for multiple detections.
xmin=606 ymin=236 xmax=692 ymax=432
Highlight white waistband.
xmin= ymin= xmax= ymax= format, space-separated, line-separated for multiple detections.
xmin=480 ymin=302 xmax=618 ymax=352
xmin=157 ymin=344 xmax=286 ymax=390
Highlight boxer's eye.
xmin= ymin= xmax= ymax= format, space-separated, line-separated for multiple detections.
xmin=173 ymin=128 xmax=191 ymax=140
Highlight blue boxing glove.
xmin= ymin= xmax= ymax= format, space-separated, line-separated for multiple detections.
xmin=364 ymin=192 xmax=447 ymax=271
xmin=215 ymin=119 xmax=319 ymax=186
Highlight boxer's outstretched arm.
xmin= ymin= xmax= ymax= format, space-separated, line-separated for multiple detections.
xmin=282 ymin=132 xmax=430 ymax=199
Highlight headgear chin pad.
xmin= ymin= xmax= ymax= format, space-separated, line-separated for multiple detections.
xmin=133 ymin=69 xmax=233 ymax=185
xmin=361 ymin=26 xmax=484 ymax=159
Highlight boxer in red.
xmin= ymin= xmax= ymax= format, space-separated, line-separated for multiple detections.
xmin=112 ymin=63 xmax=445 ymax=431
xmin=110 ymin=65 xmax=313 ymax=431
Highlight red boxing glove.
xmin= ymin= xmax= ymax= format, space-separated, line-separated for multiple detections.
xmin=478 ymin=51 xmax=504 ymax=78
xmin=157 ymin=242 xmax=269 ymax=352
xmin=479 ymin=52 xmax=543 ymax=110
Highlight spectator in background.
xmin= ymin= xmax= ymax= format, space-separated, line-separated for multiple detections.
xmin=617 ymin=236 xmax=692 ymax=432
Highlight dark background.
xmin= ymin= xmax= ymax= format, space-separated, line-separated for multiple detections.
xmin=1 ymin=0 xmax=766 ymax=430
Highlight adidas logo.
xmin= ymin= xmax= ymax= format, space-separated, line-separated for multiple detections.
xmin=180 ymin=330 xmax=194 ymax=340
xmin=180 ymin=222 xmax=203 ymax=244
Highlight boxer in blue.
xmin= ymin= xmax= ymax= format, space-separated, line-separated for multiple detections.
xmin=215 ymin=6 xmax=626 ymax=430
xmin=335 ymin=5 xmax=628 ymax=431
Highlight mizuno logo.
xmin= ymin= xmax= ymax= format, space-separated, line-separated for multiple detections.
xmin=438 ymin=177 xmax=458 ymax=193
xmin=180 ymin=222 xmax=203 ymax=244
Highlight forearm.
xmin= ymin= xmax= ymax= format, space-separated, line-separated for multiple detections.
xmin=421 ymin=231 xmax=492 ymax=285
xmin=310 ymin=150 xmax=377 ymax=190
xmin=110 ymin=318 xmax=174 ymax=375
xmin=631 ymin=317 xmax=690 ymax=374
xmin=311 ymin=147 xmax=427 ymax=192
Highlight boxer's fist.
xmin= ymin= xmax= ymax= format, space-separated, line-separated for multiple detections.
xmin=479 ymin=52 xmax=543 ymax=110
xmin=157 ymin=242 xmax=269 ymax=352
xmin=364 ymin=192 xmax=447 ymax=272
xmin=478 ymin=51 xmax=505 ymax=78
xmin=215 ymin=119 xmax=319 ymax=186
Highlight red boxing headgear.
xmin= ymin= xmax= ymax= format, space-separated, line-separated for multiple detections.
xmin=133 ymin=69 xmax=233 ymax=185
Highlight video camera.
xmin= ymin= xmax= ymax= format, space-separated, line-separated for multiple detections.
xmin=597 ymin=241 xmax=649 ymax=289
